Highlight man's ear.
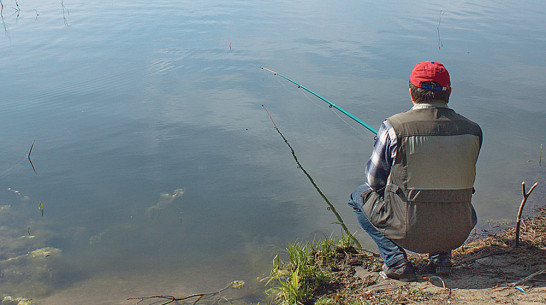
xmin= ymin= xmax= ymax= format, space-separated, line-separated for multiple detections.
xmin=409 ymin=88 xmax=416 ymax=104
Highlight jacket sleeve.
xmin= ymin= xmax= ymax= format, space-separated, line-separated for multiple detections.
xmin=365 ymin=120 xmax=397 ymax=191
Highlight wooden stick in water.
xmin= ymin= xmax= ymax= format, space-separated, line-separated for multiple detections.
xmin=28 ymin=141 xmax=37 ymax=175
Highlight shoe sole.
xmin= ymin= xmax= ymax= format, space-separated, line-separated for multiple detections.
xmin=379 ymin=271 xmax=417 ymax=282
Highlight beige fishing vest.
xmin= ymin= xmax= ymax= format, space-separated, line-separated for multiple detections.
xmin=363 ymin=105 xmax=482 ymax=253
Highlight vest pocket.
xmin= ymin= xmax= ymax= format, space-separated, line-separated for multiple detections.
xmin=382 ymin=184 xmax=408 ymax=239
xmin=362 ymin=184 xmax=407 ymax=240
xmin=361 ymin=189 xmax=390 ymax=229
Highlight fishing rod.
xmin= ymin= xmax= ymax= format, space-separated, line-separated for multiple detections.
xmin=262 ymin=67 xmax=378 ymax=135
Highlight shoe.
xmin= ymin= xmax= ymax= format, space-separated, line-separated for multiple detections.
xmin=381 ymin=259 xmax=417 ymax=282
xmin=428 ymin=253 xmax=452 ymax=275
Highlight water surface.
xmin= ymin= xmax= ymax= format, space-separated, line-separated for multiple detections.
xmin=0 ymin=0 xmax=545 ymax=303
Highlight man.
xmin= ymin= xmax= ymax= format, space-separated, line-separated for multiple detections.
xmin=348 ymin=61 xmax=482 ymax=282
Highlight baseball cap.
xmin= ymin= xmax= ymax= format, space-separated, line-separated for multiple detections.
xmin=410 ymin=61 xmax=450 ymax=91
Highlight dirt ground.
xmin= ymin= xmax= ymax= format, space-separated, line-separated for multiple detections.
xmin=317 ymin=207 xmax=546 ymax=304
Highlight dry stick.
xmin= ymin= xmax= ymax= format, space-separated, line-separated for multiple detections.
xmin=426 ymin=276 xmax=446 ymax=289
xmin=61 ymin=0 xmax=69 ymax=26
xmin=262 ymin=105 xmax=362 ymax=248
xmin=128 ymin=281 xmax=237 ymax=305
xmin=1 ymin=0 xmax=7 ymax=34
xmin=28 ymin=141 xmax=37 ymax=175
xmin=515 ymin=181 xmax=538 ymax=247
xmin=511 ymin=267 xmax=546 ymax=286
xmin=437 ymin=10 xmax=445 ymax=50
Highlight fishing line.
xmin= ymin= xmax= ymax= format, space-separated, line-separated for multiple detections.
xmin=262 ymin=67 xmax=378 ymax=135
xmin=330 ymin=106 xmax=367 ymax=136
xmin=0 ymin=142 xmax=38 ymax=178
xmin=0 ymin=156 xmax=26 ymax=179
xmin=298 ymin=88 xmax=366 ymax=137
xmin=297 ymin=88 xmax=365 ymax=137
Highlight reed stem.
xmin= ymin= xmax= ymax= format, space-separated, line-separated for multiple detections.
xmin=539 ymin=144 xmax=542 ymax=167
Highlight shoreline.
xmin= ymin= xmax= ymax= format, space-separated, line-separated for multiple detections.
xmin=265 ymin=205 xmax=546 ymax=304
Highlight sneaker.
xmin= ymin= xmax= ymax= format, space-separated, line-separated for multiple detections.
xmin=381 ymin=259 xmax=417 ymax=282
xmin=428 ymin=253 xmax=452 ymax=275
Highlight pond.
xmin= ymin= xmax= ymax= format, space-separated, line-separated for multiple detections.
xmin=0 ymin=0 xmax=544 ymax=304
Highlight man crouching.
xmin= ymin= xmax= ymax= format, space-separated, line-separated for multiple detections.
xmin=348 ymin=61 xmax=482 ymax=281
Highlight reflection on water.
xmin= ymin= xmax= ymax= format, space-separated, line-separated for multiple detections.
xmin=0 ymin=0 xmax=545 ymax=303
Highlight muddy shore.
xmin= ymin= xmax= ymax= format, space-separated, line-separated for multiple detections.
xmin=314 ymin=206 xmax=546 ymax=304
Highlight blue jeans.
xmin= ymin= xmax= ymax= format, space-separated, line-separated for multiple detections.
xmin=348 ymin=184 xmax=452 ymax=267
xmin=348 ymin=184 xmax=407 ymax=267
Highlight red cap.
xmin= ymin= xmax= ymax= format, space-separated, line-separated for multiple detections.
xmin=410 ymin=61 xmax=450 ymax=91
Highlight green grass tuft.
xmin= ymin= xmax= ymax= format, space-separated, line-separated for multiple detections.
xmin=265 ymin=233 xmax=355 ymax=304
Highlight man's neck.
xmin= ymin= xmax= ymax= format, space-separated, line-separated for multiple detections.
xmin=411 ymin=101 xmax=449 ymax=109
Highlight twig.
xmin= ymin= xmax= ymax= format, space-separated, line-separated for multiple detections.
xmin=262 ymin=105 xmax=362 ymax=248
xmin=61 ymin=0 xmax=69 ymax=26
xmin=28 ymin=141 xmax=37 ymax=175
xmin=511 ymin=267 xmax=546 ymax=286
xmin=356 ymin=247 xmax=380 ymax=256
xmin=128 ymin=281 xmax=243 ymax=305
xmin=13 ymin=0 xmax=19 ymax=19
xmin=437 ymin=10 xmax=445 ymax=50
xmin=1 ymin=0 xmax=7 ymax=34
xmin=515 ymin=181 xmax=538 ymax=247
xmin=426 ymin=275 xmax=446 ymax=289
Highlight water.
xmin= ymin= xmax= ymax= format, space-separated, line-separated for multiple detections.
xmin=0 ymin=0 xmax=544 ymax=303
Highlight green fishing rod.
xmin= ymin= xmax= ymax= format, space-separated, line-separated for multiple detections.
xmin=262 ymin=67 xmax=378 ymax=135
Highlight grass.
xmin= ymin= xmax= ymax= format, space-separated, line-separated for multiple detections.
xmin=538 ymin=144 xmax=542 ymax=167
xmin=264 ymin=205 xmax=546 ymax=305
xmin=265 ymin=233 xmax=355 ymax=305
